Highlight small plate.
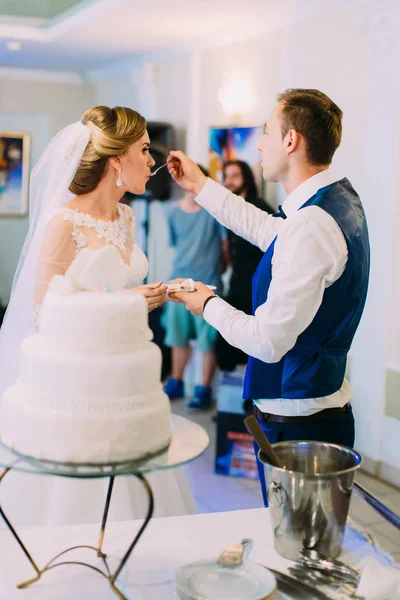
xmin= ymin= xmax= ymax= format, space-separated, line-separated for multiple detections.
xmin=167 ymin=284 xmax=217 ymax=293
xmin=175 ymin=558 xmax=277 ymax=600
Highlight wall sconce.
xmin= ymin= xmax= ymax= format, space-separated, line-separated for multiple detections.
xmin=218 ymin=75 xmax=255 ymax=122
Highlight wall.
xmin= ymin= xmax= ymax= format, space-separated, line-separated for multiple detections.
xmin=0 ymin=78 xmax=91 ymax=136
xmin=89 ymin=69 xmax=142 ymax=115
xmin=0 ymin=113 xmax=49 ymax=304
xmin=198 ymin=30 xmax=285 ymax=167
xmin=0 ymin=78 xmax=92 ymax=304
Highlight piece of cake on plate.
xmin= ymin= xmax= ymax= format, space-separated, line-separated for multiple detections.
xmin=167 ymin=278 xmax=196 ymax=293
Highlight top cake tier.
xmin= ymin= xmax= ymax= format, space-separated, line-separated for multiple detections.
xmin=40 ymin=290 xmax=153 ymax=354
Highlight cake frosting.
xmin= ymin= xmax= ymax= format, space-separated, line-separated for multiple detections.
xmin=0 ymin=247 xmax=171 ymax=464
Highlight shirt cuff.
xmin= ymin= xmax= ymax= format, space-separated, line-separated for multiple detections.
xmin=195 ymin=178 xmax=229 ymax=216
xmin=203 ymin=296 xmax=232 ymax=328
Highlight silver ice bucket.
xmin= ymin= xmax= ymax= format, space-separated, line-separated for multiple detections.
xmin=259 ymin=441 xmax=362 ymax=560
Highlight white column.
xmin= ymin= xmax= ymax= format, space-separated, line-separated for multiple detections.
xmin=350 ymin=2 xmax=400 ymax=468
xmin=186 ymin=51 xmax=203 ymax=160
xmin=132 ymin=62 xmax=159 ymax=121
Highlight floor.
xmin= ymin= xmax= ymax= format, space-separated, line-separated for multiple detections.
xmin=171 ymin=398 xmax=400 ymax=564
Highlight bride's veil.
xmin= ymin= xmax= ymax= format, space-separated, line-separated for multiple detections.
xmin=0 ymin=122 xmax=91 ymax=397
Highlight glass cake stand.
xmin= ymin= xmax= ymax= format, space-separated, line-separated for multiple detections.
xmin=0 ymin=413 xmax=209 ymax=600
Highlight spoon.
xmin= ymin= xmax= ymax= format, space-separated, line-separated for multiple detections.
xmin=219 ymin=540 xmax=355 ymax=599
xmin=298 ymin=549 xmax=361 ymax=583
xmin=151 ymin=162 xmax=168 ymax=176
xmin=217 ymin=538 xmax=253 ymax=568
xmin=244 ymin=415 xmax=284 ymax=468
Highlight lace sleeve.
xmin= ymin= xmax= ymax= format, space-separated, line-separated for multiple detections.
xmin=120 ymin=203 xmax=135 ymax=231
xmin=34 ymin=213 xmax=76 ymax=308
xmin=121 ymin=203 xmax=136 ymax=251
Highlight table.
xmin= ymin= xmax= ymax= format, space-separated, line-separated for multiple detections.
xmin=0 ymin=507 xmax=393 ymax=600
xmin=0 ymin=414 xmax=209 ymax=600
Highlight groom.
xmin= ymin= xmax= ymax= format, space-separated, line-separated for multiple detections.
xmin=167 ymin=88 xmax=370 ymax=504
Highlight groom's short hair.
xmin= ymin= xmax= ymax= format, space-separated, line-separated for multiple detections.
xmin=277 ymin=89 xmax=343 ymax=166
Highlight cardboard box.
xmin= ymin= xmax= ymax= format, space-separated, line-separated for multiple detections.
xmin=215 ymin=369 xmax=258 ymax=480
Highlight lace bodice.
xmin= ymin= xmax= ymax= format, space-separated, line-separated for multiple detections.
xmin=34 ymin=203 xmax=148 ymax=315
xmin=58 ymin=204 xmax=132 ymax=257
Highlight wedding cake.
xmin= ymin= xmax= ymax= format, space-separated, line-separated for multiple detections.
xmin=0 ymin=247 xmax=171 ymax=464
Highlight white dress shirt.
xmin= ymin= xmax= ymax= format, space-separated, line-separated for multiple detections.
xmin=196 ymin=170 xmax=353 ymax=416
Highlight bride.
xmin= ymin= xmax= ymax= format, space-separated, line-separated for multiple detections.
xmin=0 ymin=105 xmax=196 ymax=527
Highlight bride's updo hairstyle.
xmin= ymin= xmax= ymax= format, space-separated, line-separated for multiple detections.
xmin=69 ymin=105 xmax=146 ymax=195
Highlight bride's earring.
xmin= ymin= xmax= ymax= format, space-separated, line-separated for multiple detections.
xmin=116 ymin=168 xmax=122 ymax=187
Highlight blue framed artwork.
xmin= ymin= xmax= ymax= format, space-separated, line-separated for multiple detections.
xmin=0 ymin=131 xmax=31 ymax=216
xmin=208 ymin=125 xmax=264 ymax=195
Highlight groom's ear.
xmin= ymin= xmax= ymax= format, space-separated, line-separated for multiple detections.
xmin=285 ymin=128 xmax=302 ymax=156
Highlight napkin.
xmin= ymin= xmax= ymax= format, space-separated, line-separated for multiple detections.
xmin=356 ymin=557 xmax=400 ymax=599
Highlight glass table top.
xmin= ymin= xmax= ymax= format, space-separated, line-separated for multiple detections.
xmin=0 ymin=414 xmax=209 ymax=479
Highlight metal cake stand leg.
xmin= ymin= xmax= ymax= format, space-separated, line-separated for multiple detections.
xmin=0 ymin=468 xmax=42 ymax=586
xmin=96 ymin=475 xmax=115 ymax=558
xmin=0 ymin=469 xmax=155 ymax=600
xmin=109 ymin=474 xmax=154 ymax=587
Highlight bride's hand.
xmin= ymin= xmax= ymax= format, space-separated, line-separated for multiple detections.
xmin=131 ymin=282 xmax=167 ymax=312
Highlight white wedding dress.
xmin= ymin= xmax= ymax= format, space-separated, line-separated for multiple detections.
xmin=0 ymin=202 xmax=196 ymax=528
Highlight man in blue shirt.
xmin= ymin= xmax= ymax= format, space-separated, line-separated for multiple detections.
xmin=163 ymin=166 xmax=228 ymax=409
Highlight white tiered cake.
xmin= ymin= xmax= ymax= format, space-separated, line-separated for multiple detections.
xmin=0 ymin=249 xmax=171 ymax=464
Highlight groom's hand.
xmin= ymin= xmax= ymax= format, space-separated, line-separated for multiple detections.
xmin=167 ymin=151 xmax=207 ymax=196
xmin=172 ymin=282 xmax=215 ymax=316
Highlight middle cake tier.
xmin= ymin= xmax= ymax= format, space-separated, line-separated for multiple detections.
xmin=20 ymin=334 xmax=162 ymax=397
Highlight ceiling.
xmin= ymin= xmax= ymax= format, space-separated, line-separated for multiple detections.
xmin=0 ymin=0 xmax=364 ymax=77
xmin=0 ymin=0 xmax=86 ymax=20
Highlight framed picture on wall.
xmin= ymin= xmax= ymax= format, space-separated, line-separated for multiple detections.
xmin=208 ymin=125 xmax=264 ymax=195
xmin=0 ymin=131 xmax=31 ymax=217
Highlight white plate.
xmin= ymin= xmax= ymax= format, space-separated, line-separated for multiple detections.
xmin=167 ymin=284 xmax=217 ymax=293
xmin=175 ymin=558 xmax=277 ymax=600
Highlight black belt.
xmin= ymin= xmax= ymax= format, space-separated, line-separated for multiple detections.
xmin=253 ymin=403 xmax=350 ymax=424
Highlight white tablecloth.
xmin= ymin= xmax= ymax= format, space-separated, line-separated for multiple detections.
xmin=0 ymin=508 xmax=393 ymax=599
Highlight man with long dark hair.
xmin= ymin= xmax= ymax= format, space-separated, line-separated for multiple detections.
xmin=216 ymin=161 xmax=271 ymax=373
xmin=223 ymin=160 xmax=258 ymax=200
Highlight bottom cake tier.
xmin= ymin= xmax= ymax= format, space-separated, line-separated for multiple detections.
xmin=0 ymin=380 xmax=171 ymax=464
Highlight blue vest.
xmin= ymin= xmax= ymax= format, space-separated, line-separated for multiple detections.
xmin=243 ymin=178 xmax=370 ymax=400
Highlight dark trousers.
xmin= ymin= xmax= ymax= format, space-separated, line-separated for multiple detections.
xmin=254 ymin=404 xmax=355 ymax=506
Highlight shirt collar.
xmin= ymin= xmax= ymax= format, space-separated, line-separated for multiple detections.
xmin=282 ymin=169 xmax=340 ymax=218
